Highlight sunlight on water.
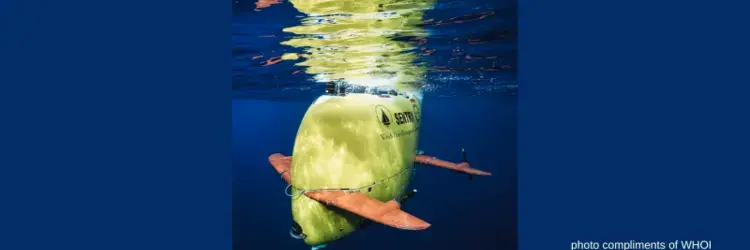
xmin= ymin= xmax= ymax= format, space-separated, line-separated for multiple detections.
xmin=232 ymin=0 xmax=517 ymax=100
xmin=280 ymin=0 xmax=435 ymax=94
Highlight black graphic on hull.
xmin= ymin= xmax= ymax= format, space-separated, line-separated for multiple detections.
xmin=375 ymin=105 xmax=392 ymax=127
xmin=381 ymin=111 xmax=391 ymax=126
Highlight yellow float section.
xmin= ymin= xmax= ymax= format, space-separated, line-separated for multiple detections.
xmin=290 ymin=93 xmax=422 ymax=245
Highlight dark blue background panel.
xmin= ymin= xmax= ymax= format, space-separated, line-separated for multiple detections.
xmin=519 ymin=0 xmax=750 ymax=249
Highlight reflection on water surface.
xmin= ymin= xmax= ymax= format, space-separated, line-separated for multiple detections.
xmin=232 ymin=0 xmax=517 ymax=100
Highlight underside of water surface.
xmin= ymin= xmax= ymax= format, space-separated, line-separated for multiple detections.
xmin=232 ymin=0 xmax=517 ymax=101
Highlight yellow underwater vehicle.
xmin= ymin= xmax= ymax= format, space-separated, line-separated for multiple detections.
xmin=269 ymin=85 xmax=492 ymax=249
xmin=265 ymin=0 xmax=492 ymax=248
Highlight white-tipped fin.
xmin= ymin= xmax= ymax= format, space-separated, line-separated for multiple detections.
xmin=311 ymin=244 xmax=327 ymax=250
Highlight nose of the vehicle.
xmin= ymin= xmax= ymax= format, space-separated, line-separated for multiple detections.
xmin=289 ymin=221 xmax=306 ymax=240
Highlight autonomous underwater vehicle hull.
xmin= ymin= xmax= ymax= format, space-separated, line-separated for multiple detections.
xmin=269 ymin=93 xmax=492 ymax=248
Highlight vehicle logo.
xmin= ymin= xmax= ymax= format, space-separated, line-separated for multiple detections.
xmin=375 ymin=105 xmax=392 ymax=127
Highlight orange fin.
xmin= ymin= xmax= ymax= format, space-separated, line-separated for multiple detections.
xmin=414 ymin=155 xmax=492 ymax=176
xmin=268 ymin=153 xmax=292 ymax=184
xmin=305 ymin=190 xmax=431 ymax=230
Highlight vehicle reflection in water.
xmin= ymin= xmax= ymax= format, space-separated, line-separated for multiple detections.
xmin=232 ymin=0 xmax=518 ymax=100
xmin=280 ymin=0 xmax=436 ymax=94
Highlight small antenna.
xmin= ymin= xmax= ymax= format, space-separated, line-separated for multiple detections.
xmin=461 ymin=148 xmax=468 ymax=163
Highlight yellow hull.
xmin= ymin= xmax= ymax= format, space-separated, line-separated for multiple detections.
xmin=290 ymin=93 xmax=422 ymax=245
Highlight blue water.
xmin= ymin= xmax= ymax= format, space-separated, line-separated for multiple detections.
xmin=233 ymin=0 xmax=517 ymax=249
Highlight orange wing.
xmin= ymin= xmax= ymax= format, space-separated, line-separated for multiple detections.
xmin=267 ymin=153 xmax=431 ymax=230
xmin=414 ymin=155 xmax=492 ymax=176
xmin=306 ymin=191 xmax=430 ymax=230
xmin=268 ymin=153 xmax=292 ymax=184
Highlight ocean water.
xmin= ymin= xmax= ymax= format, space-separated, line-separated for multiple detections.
xmin=232 ymin=0 xmax=517 ymax=249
